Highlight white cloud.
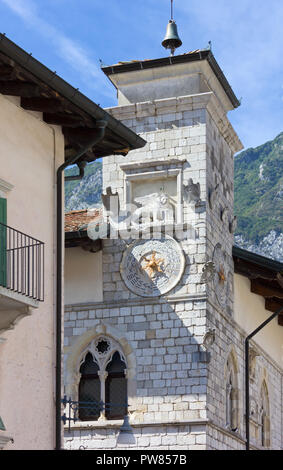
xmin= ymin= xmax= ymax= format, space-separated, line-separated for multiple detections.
xmin=178 ymin=0 xmax=283 ymax=89
xmin=0 ymin=0 xmax=112 ymax=96
xmin=176 ymin=0 xmax=283 ymax=148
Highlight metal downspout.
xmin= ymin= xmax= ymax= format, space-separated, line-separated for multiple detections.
xmin=245 ymin=305 xmax=283 ymax=450
xmin=55 ymin=119 xmax=108 ymax=450
xmin=65 ymin=161 xmax=87 ymax=182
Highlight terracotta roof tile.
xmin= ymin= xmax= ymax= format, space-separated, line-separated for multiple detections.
xmin=65 ymin=208 xmax=102 ymax=233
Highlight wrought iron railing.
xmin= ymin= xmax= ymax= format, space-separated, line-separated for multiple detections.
xmin=61 ymin=396 xmax=128 ymax=431
xmin=0 ymin=222 xmax=44 ymax=301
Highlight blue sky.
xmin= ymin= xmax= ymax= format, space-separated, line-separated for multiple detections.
xmin=0 ymin=0 xmax=282 ymax=151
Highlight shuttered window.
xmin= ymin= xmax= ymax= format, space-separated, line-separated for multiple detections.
xmin=79 ymin=352 xmax=101 ymax=421
xmin=105 ymin=351 xmax=127 ymax=420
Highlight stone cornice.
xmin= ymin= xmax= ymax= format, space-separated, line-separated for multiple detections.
xmin=105 ymin=92 xmax=214 ymax=121
xmin=65 ymin=418 xmax=209 ymax=431
xmin=65 ymin=293 xmax=208 ymax=311
xmin=206 ymin=94 xmax=243 ymax=154
xmin=120 ymin=158 xmax=186 ymax=171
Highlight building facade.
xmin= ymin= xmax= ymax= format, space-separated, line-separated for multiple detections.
xmin=63 ymin=50 xmax=283 ymax=450
xmin=0 ymin=46 xmax=64 ymax=450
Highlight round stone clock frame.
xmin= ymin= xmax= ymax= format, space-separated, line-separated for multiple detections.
xmin=120 ymin=236 xmax=185 ymax=298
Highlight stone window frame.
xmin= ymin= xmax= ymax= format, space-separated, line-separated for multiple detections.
xmin=120 ymin=158 xmax=186 ymax=226
xmin=224 ymin=349 xmax=239 ymax=432
xmin=78 ymin=336 xmax=127 ymax=421
xmin=64 ymin=324 xmax=136 ymax=426
xmin=259 ymin=380 xmax=270 ymax=448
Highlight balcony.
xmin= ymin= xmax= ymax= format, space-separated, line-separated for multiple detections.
xmin=0 ymin=223 xmax=44 ymax=334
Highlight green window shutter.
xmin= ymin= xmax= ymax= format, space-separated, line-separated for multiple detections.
xmin=0 ymin=198 xmax=7 ymax=287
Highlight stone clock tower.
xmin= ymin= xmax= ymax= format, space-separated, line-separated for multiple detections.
xmin=64 ymin=44 xmax=244 ymax=449
xmin=98 ymin=49 xmax=243 ymax=449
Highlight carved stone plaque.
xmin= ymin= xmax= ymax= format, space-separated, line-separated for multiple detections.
xmin=120 ymin=236 xmax=185 ymax=297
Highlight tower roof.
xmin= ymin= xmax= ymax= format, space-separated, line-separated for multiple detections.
xmin=102 ymin=49 xmax=240 ymax=110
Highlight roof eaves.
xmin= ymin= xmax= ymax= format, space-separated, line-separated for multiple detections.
xmin=232 ymin=245 xmax=283 ymax=273
xmin=0 ymin=34 xmax=146 ymax=152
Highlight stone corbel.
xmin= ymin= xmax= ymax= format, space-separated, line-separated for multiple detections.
xmin=0 ymin=306 xmax=32 ymax=335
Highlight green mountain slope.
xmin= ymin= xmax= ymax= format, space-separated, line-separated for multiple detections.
xmin=234 ymin=131 xmax=283 ymax=244
xmin=65 ymin=161 xmax=102 ymax=211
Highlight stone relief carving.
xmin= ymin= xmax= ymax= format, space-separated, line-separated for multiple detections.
xmin=250 ymin=397 xmax=259 ymax=421
xmin=208 ymin=183 xmax=219 ymax=209
xmin=229 ymin=215 xmax=238 ymax=234
xmin=183 ymin=178 xmax=201 ymax=205
xmin=201 ymin=261 xmax=216 ymax=283
xmin=131 ymin=191 xmax=175 ymax=229
xmin=102 ymin=187 xmax=177 ymax=232
xmin=120 ymin=236 xmax=185 ymax=297
xmin=220 ymin=206 xmax=229 ymax=224
xmin=249 ymin=346 xmax=260 ymax=382
xmin=212 ymin=243 xmax=229 ymax=307
xmin=203 ymin=328 xmax=216 ymax=350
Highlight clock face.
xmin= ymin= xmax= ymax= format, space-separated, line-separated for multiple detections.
xmin=120 ymin=236 xmax=185 ymax=297
xmin=212 ymin=243 xmax=229 ymax=306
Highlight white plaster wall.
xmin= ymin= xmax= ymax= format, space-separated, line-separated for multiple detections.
xmin=234 ymin=273 xmax=283 ymax=367
xmin=0 ymin=93 xmax=64 ymax=449
xmin=65 ymin=248 xmax=103 ymax=305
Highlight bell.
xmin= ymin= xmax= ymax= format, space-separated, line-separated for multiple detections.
xmin=162 ymin=20 xmax=182 ymax=56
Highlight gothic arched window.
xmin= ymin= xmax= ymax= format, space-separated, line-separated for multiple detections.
xmin=260 ymin=381 xmax=270 ymax=448
xmin=79 ymin=352 xmax=101 ymax=421
xmin=105 ymin=351 xmax=127 ymax=420
xmin=77 ymin=337 xmax=128 ymax=422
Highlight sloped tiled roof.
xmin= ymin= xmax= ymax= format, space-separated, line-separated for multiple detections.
xmin=65 ymin=209 xmax=102 ymax=233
